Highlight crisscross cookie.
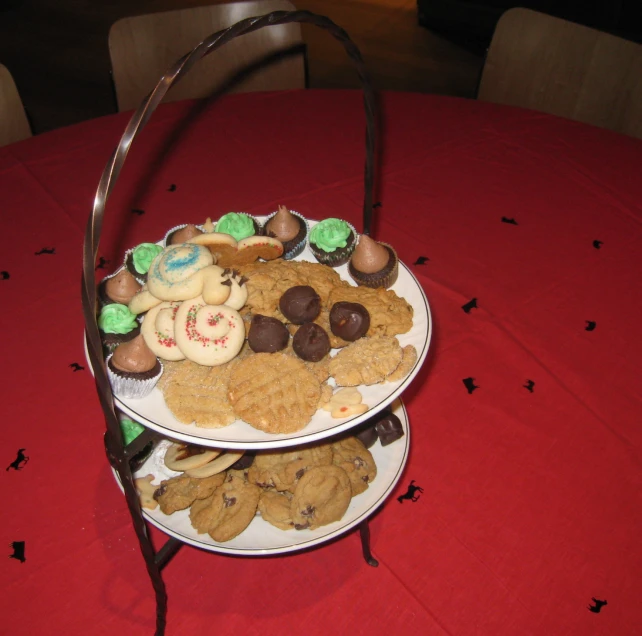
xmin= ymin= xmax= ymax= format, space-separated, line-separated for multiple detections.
xmin=228 ymin=353 xmax=321 ymax=433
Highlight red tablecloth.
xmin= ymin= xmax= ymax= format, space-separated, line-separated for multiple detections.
xmin=1 ymin=89 xmax=641 ymax=635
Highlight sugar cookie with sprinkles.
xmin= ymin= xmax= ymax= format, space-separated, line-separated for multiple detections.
xmin=174 ymin=296 xmax=245 ymax=366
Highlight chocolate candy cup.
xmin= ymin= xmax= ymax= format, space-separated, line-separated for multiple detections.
xmin=248 ymin=315 xmax=289 ymax=353
xmin=293 ymin=323 xmax=331 ymax=362
xmin=279 ymin=285 xmax=321 ymax=324
xmin=329 ymin=301 xmax=370 ymax=341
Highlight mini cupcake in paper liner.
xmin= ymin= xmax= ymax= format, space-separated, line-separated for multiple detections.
xmin=348 ymin=234 xmax=399 ymax=289
xmin=106 ymin=335 xmax=163 ymax=399
xmin=163 ymin=223 xmax=205 ymax=246
xmin=308 ymin=218 xmax=357 ymax=267
xmin=98 ymin=268 xmax=142 ymax=308
xmin=214 ymin=212 xmax=263 ymax=241
xmin=125 ymin=242 xmax=164 ymax=283
xmin=263 ymin=205 xmax=308 ymax=260
xmin=98 ymin=303 xmax=141 ymax=354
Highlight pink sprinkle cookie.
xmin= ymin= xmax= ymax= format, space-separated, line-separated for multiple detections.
xmin=174 ymin=296 xmax=245 ymax=366
xmin=141 ymin=301 xmax=186 ymax=361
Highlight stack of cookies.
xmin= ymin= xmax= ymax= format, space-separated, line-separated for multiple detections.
xmin=136 ymin=434 xmax=379 ymax=542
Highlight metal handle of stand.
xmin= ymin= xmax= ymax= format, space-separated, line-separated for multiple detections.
xmin=81 ymin=11 xmax=377 ymax=636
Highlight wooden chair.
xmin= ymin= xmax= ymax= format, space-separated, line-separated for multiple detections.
xmin=477 ymin=8 xmax=642 ymax=139
xmin=0 ymin=64 xmax=32 ymax=146
xmin=109 ymin=1 xmax=306 ymax=112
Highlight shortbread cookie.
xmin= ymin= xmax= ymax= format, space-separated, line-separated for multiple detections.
xmin=164 ymin=442 xmax=221 ymax=471
xmin=331 ymin=436 xmax=377 ymax=496
xmin=189 ymin=474 xmax=261 ymax=542
xmin=247 ymin=444 xmax=333 ymax=492
xmin=184 ymin=450 xmax=245 ymax=478
xmin=387 ymin=344 xmax=418 ymax=382
xmin=188 ymin=231 xmax=238 ymax=264
xmin=327 ymin=285 xmax=413 ymax=337
xmin=134 ymin=474 xmax=159 ymax=510
xmin=258 ymin=490 xmax=294 ymax=531
xmin=228 ymin=353 xmax=321 ymax=433
xmin=153 ymin=472 xmax=226 ymax=515
xmin=329 ymin=336 xmax=403 ymax=386
xmin=290 ymin=465 xmax=352 ymax=530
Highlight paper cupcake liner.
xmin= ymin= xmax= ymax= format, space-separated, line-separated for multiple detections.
xmin=101 ymin=326 xmax=141 ymax=355
xmin=348 ymin=242 xmax=399 ymax=289
xmin=106 ymin=354 xmax=163 ymax=399
xmin=264 ymin=209 xmax=309 ymax=260
xmin=124 ymin=249 xmax=147 ymax=285
xmin=162 ymin=223 xmax=205 ymax=247
xmin=308 ymin=221 xmax=357 ymax=268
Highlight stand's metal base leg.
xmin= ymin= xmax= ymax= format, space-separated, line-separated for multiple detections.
xmin=359 ymin=519 xmax=379 ymax=567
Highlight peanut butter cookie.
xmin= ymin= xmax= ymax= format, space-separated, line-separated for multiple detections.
xmin=228 ymin=353 xmax=321 ymax=433
xmin=327 ymin=285 xmax=413 ymax=337
xmin=329 ymin=336 xmax=403 ymax=386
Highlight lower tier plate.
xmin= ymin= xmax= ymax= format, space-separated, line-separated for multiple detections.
xmin=112 ymin=399 xmax=409 ymax=556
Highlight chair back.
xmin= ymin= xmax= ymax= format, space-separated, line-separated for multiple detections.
xmin=0 ymin=64 xmax=32 ymax=146
xmin=478 ymin=8 xmax=642 ymax=139
xmin=109 ymin=1 xmax=305 ymax=112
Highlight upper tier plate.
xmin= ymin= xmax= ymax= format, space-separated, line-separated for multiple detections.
xmin=91 ymin=219 xmax=432 ymax=449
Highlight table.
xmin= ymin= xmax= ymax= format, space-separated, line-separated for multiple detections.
xmin=1 ymin=89 xmax=641 ymax=635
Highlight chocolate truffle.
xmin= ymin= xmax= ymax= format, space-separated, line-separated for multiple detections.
xmin=374 ymin=412 xmax=405 ymax=446
xmin=293 ymin=323 xmax=331 ymax=362
xmin=352 ymin=422 xmax=379 ymax=449
xmin=329 ymin=302 xmax=370 ymax=341
xmin=248 ymin=315 xmax=289 ymax=353
xmin=279 ymin=286 xmax=321 ymax=324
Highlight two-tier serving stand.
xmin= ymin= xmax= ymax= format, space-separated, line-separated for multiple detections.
xmin=81 ymin=11 xmax=430 ymax=635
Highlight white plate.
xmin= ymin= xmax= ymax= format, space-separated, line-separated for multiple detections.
xmin=90 ymin=219 xmax=431 ymax=449
xmin=115 ymin=399 xmax=409 ymax=556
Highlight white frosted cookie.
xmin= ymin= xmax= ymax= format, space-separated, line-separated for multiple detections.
xmin=174 ymin=296 xmax=245 ymax=366
xmin=147 ymin=243 xmax=214 ymax=301
xmin=140 ymin=301 xmax=186 ymax=361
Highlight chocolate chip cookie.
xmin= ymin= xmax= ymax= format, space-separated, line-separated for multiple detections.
xmin=290 ymin=465 xmax=352 ymax=530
